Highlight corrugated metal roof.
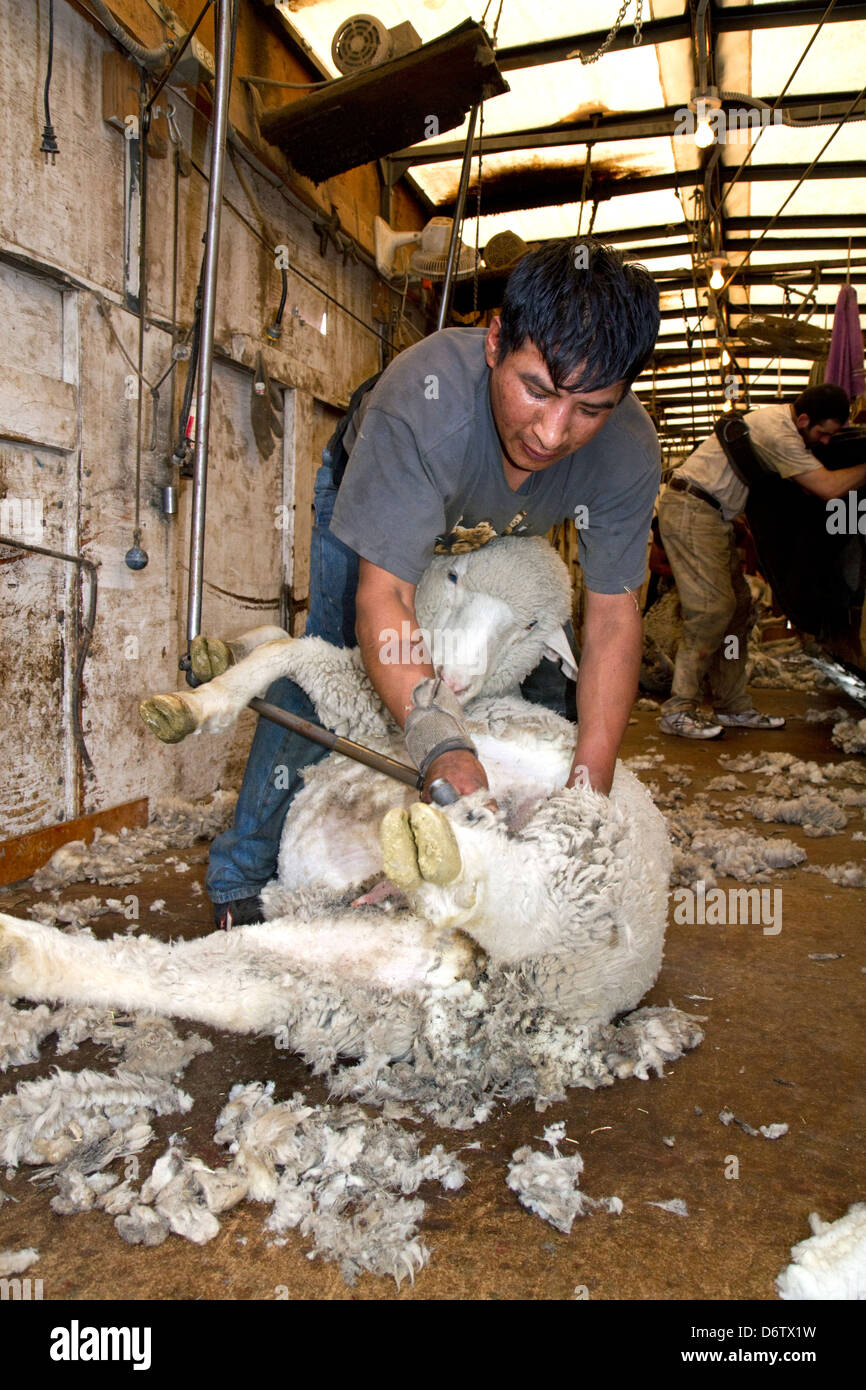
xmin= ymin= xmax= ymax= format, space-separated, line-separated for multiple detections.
xmin=277 ymin=1 xmax=866 ymax=443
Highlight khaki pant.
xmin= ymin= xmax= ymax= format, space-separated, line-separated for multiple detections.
xmin=656 ymin=486 xmax=755 ymax=715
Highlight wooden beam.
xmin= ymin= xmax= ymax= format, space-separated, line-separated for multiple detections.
xmin=0 ymin=799 xmax=149 ymax=889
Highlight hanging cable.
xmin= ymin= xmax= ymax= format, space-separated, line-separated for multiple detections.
xmin=577 ymin=144 xmax=592 ymax=236
xmin=40 ymin=0 xmax=59 ymax=164
xmin=706 ymin=0 xmax=838 ymax=227
xmin=187 ymin=154 xmax=398 ymax=352
xmin=240 ymin=75 xmax=333 ymax=90
xmin=472 ymin=104 xmax=484 ymax=320
xmin=718 ymin=79 xmax=866 ymax=297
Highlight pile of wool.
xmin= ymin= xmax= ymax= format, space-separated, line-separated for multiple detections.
xmin=776 ymin=1204 xmax=866 ymax=1300
xmin=0 ymin=1248 xmax=39 ymax=1276
xmin=214 ymin=1083 xmax=466 ymax=1285
xmin=665 ymin=803 xmax=805 ymax=888
xmin=717 ymin=751 xmax=866 ymax=788
xmin=804 ymin=706 xmax=853 ymax=726
xmin=321 ymin=977 xmax=704 ymax=1130
xmin=803 ymin=861 xmax=866 ymax=888
xmin=0 ymin=984 xmax=702 ymax=1282
xmin=831 ymin=717 xmax=866 ymax=756
xmin=0 ymin=998 xmax=212 ymax=1076
xmin=747 ymin=638 xmax=835 ymax=693
xmin=27 ymin=896 xmax=124 ymax=928
xmin=741 ymin=793 xmax=848 ymax=838
xmin=111 ymin=1143 xmax=249 ymax=1248
xmin=506 ymin=1121 xmax=621 ymax=1233
xmin=805 ymin=705 xmax=866 ymax=755
xmin=0 ymin=1067 xmax=190 ymax=1178
xmin=30 ymin=792 xmax=236 ymax=891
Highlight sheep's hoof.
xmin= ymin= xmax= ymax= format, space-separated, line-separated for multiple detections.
xmin=379 ymin=809 xmax=422 ymax=891
xmin=139 ymin=694 xmax=198 ymax=744
xmin=190 ymin=634 xmax=232 ymax=683
xmin=380 ymin=803 xmax=462 ymax=891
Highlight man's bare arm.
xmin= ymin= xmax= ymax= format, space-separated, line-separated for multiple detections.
xmin=354 ymin=557 xmax=489 ymax=798
xmin=794 ymin=461 xmax=866 ymax=502
xmin=569 ymin=588 xmax=643 ymax=796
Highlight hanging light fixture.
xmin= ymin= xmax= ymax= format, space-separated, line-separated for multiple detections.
xmin=689 ymin=87 xmax=722 ymax=148
xmin=708 ymin=256 xmax=728 ymax=291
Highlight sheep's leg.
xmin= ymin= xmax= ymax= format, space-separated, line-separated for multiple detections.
xmin=140 ymin=638 xmax=298 ymax=743
xmin=0 ymin=910 xmax=313 ymax=1034
xmin=189 ymin=625 xmax=289 ymax=682
xmin=0 ymin=910 xmax=480 ymax=1046
xmin=0 ymin=911 xmax=238 ymax=1022
xmin=140 ymin=637 xmax=387 ymax=745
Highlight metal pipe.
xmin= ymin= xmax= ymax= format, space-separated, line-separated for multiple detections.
xmin=186 ymin=0 xmax=235 ymax=647
xmin=249 ymin=698 xmax=422 ymax=789
xmin=436 ymin=104 xmax=479 ymax=332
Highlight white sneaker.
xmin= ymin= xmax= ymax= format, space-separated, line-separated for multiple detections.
xmin=659 ymin=710 xmax=724 ymax=739
xmin=714 ymin=708 xmax=786 ymax=730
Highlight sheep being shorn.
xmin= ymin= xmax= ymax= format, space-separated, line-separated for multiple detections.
xmin=0 ymin=538 xmax=699 ymax=1125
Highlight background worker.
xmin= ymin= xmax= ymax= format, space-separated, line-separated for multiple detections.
xmin=657 ymin=385 xmax=863 ymax=739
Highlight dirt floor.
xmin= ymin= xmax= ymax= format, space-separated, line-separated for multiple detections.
xmin=1 ymin=682 xmax=864 ymax=1303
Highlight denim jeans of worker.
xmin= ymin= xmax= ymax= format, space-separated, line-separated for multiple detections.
xmin=206 ymin=463 xmax=574 ymax=905
xmin=657 ymin=486 xmax=755 ymax=716
xmin=206 ymin=463 xmax=359 ymax=905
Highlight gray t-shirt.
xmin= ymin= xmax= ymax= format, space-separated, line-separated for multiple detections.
xmin=330 ymin=327 xmax=660 ymax=593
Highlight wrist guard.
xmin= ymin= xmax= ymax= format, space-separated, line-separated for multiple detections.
xmin=404 ymin=676 xmax=476 ymax=780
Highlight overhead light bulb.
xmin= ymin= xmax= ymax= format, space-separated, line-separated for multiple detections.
xmin=720 ymin=347 xmax=731 ymax=365
xmin=708 ymin=257 xmax=727 ymax=292
xmin=722 ymin=399 xmax=733 ymax=413
xmin=688 ymin=88 xmax=721 ymax=149
xmin=694 ymin=115 xmax=715 ymax=149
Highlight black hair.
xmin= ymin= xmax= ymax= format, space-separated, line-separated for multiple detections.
xmin=793 ymin=384 xmax=850 ymax=426
xmin=497 ymin=238 xmax=660 ymax=393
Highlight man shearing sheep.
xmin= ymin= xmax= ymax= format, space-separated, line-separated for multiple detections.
xmin=207 ymin=238 xmax=661 ymax=928
xmin=657 ymin=385 xmax=862 ymax=740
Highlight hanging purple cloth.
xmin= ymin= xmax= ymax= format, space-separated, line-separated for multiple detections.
xmin=824 ymin=283 xmax=865 ymax=398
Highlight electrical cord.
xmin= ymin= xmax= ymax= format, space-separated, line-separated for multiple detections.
xmin=40 ymin=0 xmax=59 ymax=163
xmin=84 ymin=0 xmax=175 ymax=70
xmin=188 ymin=153 xmax=398 ymax=352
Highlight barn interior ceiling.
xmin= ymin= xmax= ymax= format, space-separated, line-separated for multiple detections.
xmin=274 ymin=0 xmax=866 ymax=450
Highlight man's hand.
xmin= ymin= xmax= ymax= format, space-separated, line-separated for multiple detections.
xmin=421 ymin=748 xmax=490 ymax=803
xmin=570 ymin=587 xmax=643 ymax=796
xmin=356 ymin=559 xmax=494 ymax=802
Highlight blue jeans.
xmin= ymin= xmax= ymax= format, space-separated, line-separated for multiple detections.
xmin=206 ymin=462 xmax=359 ymax=904
xmin=206 ymin=464 xmax=572 ymax=904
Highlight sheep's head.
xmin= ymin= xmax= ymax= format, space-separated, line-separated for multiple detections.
xmin=414 ymin=536 xmax=573 ymax=701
